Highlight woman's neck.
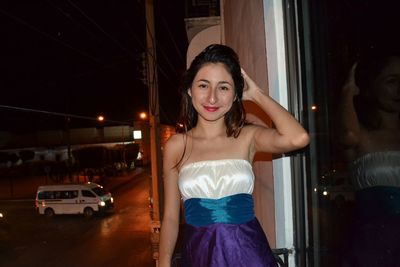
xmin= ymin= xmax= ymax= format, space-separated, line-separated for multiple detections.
xmin=192 ymin=118 xmax=227 ymax=139
xmin=378 ymin=110 xmax=400 ymax=130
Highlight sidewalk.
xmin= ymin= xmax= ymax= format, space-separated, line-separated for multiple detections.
xmin=0 ymin=167 xmax=145 ymax=201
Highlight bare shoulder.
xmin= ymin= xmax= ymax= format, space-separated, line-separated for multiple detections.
xmin=164 ymin=133 xmax=186 ymax=167
xmin=165 ymin=133 xmax=186 ymax=152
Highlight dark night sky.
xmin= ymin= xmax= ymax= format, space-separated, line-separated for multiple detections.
xmin=0 ymin=0 xmax=188 ymax=132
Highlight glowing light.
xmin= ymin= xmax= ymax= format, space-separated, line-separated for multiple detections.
xmin=323 ymin=190 xmax=329 ymax=196
xmin=139 ymin=112 xmax=147 ymax=120
xmin=311 ymin=105 xmax=317 ymax=111
xmin=97 ymin=115 xmax=105 ymax=121
xmin=133 ymin=130 xmax=142 ymax=140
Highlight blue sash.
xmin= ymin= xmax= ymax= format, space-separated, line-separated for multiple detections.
xmin=184 ymin=193 xmax=255 ymax=227
xmin=356 ymin=186 xmax=400 ymax=218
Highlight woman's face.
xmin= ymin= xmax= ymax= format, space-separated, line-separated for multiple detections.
xmin=373 ymin=57 xmax=400 ymax=113
xmin=189 ymin=63 xmax=236 ymax=123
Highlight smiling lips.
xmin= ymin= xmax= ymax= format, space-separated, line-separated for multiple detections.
xmin=203 ymin=106 xmax=219 ymax=112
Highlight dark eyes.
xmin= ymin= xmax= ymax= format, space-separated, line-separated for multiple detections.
xmin=385 ymin=78 xmax=398 ymax=84
xmin=197 ymin=83 xmax=231 ymax=91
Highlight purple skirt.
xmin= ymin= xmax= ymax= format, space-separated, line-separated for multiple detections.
xmin=181 ymin=218 xmax=278 ymax=267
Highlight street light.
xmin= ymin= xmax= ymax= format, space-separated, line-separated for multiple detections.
xmin=135 ymin=112 xmax=148 ymax=140
xmin=139 ymin=112 xmax=147 ymax=120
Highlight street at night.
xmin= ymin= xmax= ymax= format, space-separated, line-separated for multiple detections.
xmin=0 ymin=169 xmax=155 ymax=267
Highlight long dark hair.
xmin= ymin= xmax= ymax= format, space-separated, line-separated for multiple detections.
xmin=177 ymin=44 xmax=246 ymax=137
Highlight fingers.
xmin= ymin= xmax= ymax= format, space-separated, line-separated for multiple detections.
xmin=241 ymin=68 xmax=263 ymax=91
xmin=241 ymin=68 xmax=254 ymax=84
xmin=342 ymin=63 xmax=360 ymax=95
xmin=346 ymin=63 xmax=358 ymax=84
xmin=241 ymin=68 xmax=249 ymax=90
xmin=349 ymin=63 xmax=357 ymax=80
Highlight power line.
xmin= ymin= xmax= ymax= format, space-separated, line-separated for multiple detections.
xmin=0 ymin=8 xmax=102 ymax=64
xmin=160 ymin=15 xmax=185 ymax=62
xmin=0 ymin=105 xmax=130 ymax=125
xmin=44 ymin=0 xmax=103 ymax=43
xmin=61 ymin=0 xmax=178 ymax=98
xmin=66 ymin=0 xmax=138 ymax=61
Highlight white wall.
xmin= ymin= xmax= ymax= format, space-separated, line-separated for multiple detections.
xmin=263 ymin=0 xmax=296 ymax=265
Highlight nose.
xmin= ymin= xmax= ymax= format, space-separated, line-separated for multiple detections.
xmin=208 ymin=87 xmax=217 ymax=104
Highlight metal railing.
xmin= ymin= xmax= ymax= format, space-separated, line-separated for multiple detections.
xmin=272 ymin=248 xmax=291 ymax=267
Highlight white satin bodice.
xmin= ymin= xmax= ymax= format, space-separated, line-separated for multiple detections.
xmin=352 ymin=151 xmax=400 ymax=190
xmin=178 ymin=159 xmax=254 ymax=201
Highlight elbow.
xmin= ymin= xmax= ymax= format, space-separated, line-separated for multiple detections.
xmin=291 ymin=132 xmax=310 ymax=149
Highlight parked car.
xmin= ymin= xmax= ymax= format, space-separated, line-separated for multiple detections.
xmin=35 ymin=182 xmax=114 ymax=218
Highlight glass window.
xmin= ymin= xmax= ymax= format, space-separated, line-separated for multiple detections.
xmin=82 ymin=190 xmax=96 ymax=198
xmin=292 ymin=0 xmax=400 ymax=266
xmin=38 ymin=191 xmax=53 ymax=199
xmin=92 ymin=187 xmax=107 ymax=197
xmin=60 ymin=190 xmax=78 ymax=199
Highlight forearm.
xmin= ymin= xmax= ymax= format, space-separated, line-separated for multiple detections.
xmin=159 ymin=217 xmax=179 ymax=267
xmin=251 ymin=89 xmax=309 ymax=147
xmin=340 ymin=89 xmax=361 ymax=146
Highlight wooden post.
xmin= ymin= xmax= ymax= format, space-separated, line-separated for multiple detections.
xmin=145 ymin=0 xmax=163 ymax=264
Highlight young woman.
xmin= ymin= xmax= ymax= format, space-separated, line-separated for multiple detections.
xmin=159 ymin=44 xmax=309 ymax=267
xmin=340 ymin=50 xmax=400 ymax=266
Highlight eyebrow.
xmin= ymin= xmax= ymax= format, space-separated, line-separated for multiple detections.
xmin=195 ymin=79 xmax=233 ymax=86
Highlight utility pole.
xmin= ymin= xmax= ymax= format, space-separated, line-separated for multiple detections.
xmin=65 ymin=116 xmax=72 ymax=182
xmin=144 ymin=0 xmax=163 ymax=264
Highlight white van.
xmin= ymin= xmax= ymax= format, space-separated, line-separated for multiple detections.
xmin=35 ymin=182 xmax=114 ymax=218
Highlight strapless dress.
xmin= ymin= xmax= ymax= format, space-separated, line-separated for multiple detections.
xmin=345 ymin=151 xmax=400 ymax=266
xmin=351 ymin=151 xmax=400 ymax=218
xmin=178 ymin=159 xmax=277 ymax=267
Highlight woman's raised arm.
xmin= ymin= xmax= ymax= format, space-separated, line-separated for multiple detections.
xmin=241 ymin=69 xmax=310 ymax=154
